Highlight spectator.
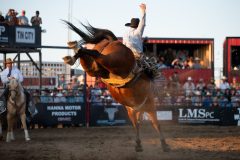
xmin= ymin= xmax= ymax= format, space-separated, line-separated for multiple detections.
xmin=54 ymin=89 xmax=66 ymax=103
xmin=219 ymin=76 xmax=230 ymax=91
xmin=202 ymin=92 xmax=212 ymax=107
xmin=8 ymin=9 xmax=18 ymax=25
xmin=211 ymin=97 xmax=220 ymax=108
xmin=188 ymin=57 xmax=194 ymax=68
xmin=177 ymin=50 xmax=187 ymax=62
xmin=5 ymin=9 xmax=12 ymax=22
xmin=219 ymin=95 xmax=228 ymax=108
xmin=66 ymin=90 xmax=75 ymax=103
xmin=171 ymin=71 xmax=180 ymax=89
xmin=164 ymin=48 xmax=176 ymax=67
xmin=171 ymin=58 xmax=182 ymax=69
xmin=230 ymin=76 xmax=240 ymax=89
xmin=31 ymin=10 xmax=42 ymax=26
xmin=192 ymin=90 xmax=202 ymax=107
xmin=196 ymin=78 xmax=206 ymax=91
xmin=71 ymin=76 xmax=80 ymax=94
xmin=231 ymin=89 xmax=239 ymax=107
xmin=183 ymin=76 xmax=195 ymax=96
xmin=156 ymin=59 xmax=167 ymax=69
xmin=206 ymin=78 xmax=216 ymax=93
xmin=0 ymin=11 xmax=5 ymax=22
xmin=182 ymin=60 xmax=190 ymax=69
xmin=18 ymin=10 xmax=29 ymax=25
xmin=192 ymin=57 xmax=202 ymax=69
xmin=58 ymin=75 xmax=67 ymax=90
xmin=40 ymin=89 xmax=53 ymax=103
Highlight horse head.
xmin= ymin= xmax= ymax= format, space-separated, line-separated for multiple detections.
xmin=8 ymin=79 xmax=20 ymax=99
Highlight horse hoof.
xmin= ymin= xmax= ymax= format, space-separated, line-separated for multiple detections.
xmin=67 ymin=41 xmax=77 ymax=49
xmin=25 ymin=137 xmax=31 ymax=141
xmin=135 ymin=145 xmax=143 ymax=152
xmin=62 ymin=56 xmax=75 ymax=66
xmin=161 ymin=139 xmax=170 ymax=152
xmin=162 ymin=146 xmax=170 ymax=152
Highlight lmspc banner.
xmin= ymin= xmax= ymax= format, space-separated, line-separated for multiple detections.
xmin=178 ymin=107 xmax=220 ymax=124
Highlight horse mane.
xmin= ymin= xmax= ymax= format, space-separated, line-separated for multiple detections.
xmin=62 ymin=20 xmax=118 ymax=45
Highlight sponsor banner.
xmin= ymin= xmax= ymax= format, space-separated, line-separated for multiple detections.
xmin=178 ymin=108 xmax=220 ymax=124
xmin=221 ymin=107 xmax=239 ymax=126
xmin=0 ymin=24 xmax=9 ymax=43
xmin=0 ymin=25 xmax=41 ymax=47
xmin=33 ymin=103 xmax=85 ymax=126
xmin=15 ymin=27 xmax=35 ymax=43
xmin=234 ymin=108 xmax=240 ymax=126
xmin=90 ymin=104 xmax=130 ymax=126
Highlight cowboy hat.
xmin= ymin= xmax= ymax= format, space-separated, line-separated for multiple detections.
xmin=125 ymin=18 xmax=140 ymax=28
xmin=194 ymin=57 xmax=200 ymax=61
xmin=4 ymin=58 xmax=14 ymax=64
xmin=221 ymin=76 xmax=227 ymax=80
xmin=187 ymin=76 xmax=192 ymax=81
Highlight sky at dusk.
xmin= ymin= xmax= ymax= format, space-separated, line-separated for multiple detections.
xmin=1 ymin=0 xmax=240 ymax=78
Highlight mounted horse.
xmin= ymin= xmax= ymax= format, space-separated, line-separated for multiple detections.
xmin=4 ymin=78 xmax=30 ymax=142
xmin=63 ymin=21 xmax=169 ymax=152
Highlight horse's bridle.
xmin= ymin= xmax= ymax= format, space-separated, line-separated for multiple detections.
xmin=9 ymin=86 xmax=19 ymax=100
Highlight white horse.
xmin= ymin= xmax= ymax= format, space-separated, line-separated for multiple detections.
xmin=6 ymin=78 xmax=30 ymax=142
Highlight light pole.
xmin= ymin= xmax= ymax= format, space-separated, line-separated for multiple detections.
xmin=68 ymin=0 xmax=73 ymax=56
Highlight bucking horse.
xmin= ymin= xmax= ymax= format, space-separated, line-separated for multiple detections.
xmin=63 ymin=21 xmax=169 ymax=152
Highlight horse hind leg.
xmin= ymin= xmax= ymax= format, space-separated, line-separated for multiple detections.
xmin=147 ymin=111 xmax=170 ymax=152
xmin=126 ymin=107 xmax=143 ymax=152
xmin=20 ymin=113 xmax=30 ymax=141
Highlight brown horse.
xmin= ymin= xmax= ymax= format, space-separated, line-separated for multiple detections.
xmin=5 ymin=79 xmax=30 ymax=142
xmin=63 ymin=21 xmax=169 ymax=152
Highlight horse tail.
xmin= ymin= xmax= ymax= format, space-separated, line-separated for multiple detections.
xmin=62 ymin=20 xmax=118 ymax=44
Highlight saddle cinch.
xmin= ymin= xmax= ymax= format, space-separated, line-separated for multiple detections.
xmin=101 ymin=54 xmax=160 ymax=87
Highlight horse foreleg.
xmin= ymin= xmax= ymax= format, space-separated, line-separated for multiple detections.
xmin=20 ymin=113 xmax=30 ymax=141
xmin=147 ymin=111 xmax=170 ymax=152
xmin=6 ymin=113 xmax=14 ymax=142
xmin=126 ymin=107 xmax=143 ymax=152
xmin=63 ymin=48 xmax=101 ymax=66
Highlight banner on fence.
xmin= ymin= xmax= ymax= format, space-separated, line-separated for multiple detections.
xmin=90 ymin=104 xmax=130 ymax=126
xmin=34 ymin=103 xmax=85 ymax=126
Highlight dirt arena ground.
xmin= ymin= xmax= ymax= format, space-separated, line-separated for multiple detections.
xmin=0 ymin=124 xmax=240 ymax=160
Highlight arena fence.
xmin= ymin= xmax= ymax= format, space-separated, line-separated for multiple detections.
xmin=29 ymin=87 xmax=240 ymax=127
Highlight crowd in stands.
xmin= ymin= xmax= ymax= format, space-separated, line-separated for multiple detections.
xmin=0 ymin=9 xmax=42 ymax=26
xmin=29 ymin=72 xmax=240 ymax=109
xmin=157 ymin=74 xmax=240 ymax=108
xmin=26 ymin=75 xmax=120 ymax=106
xmin=156 ymin=48 xmax=204 ymax=69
